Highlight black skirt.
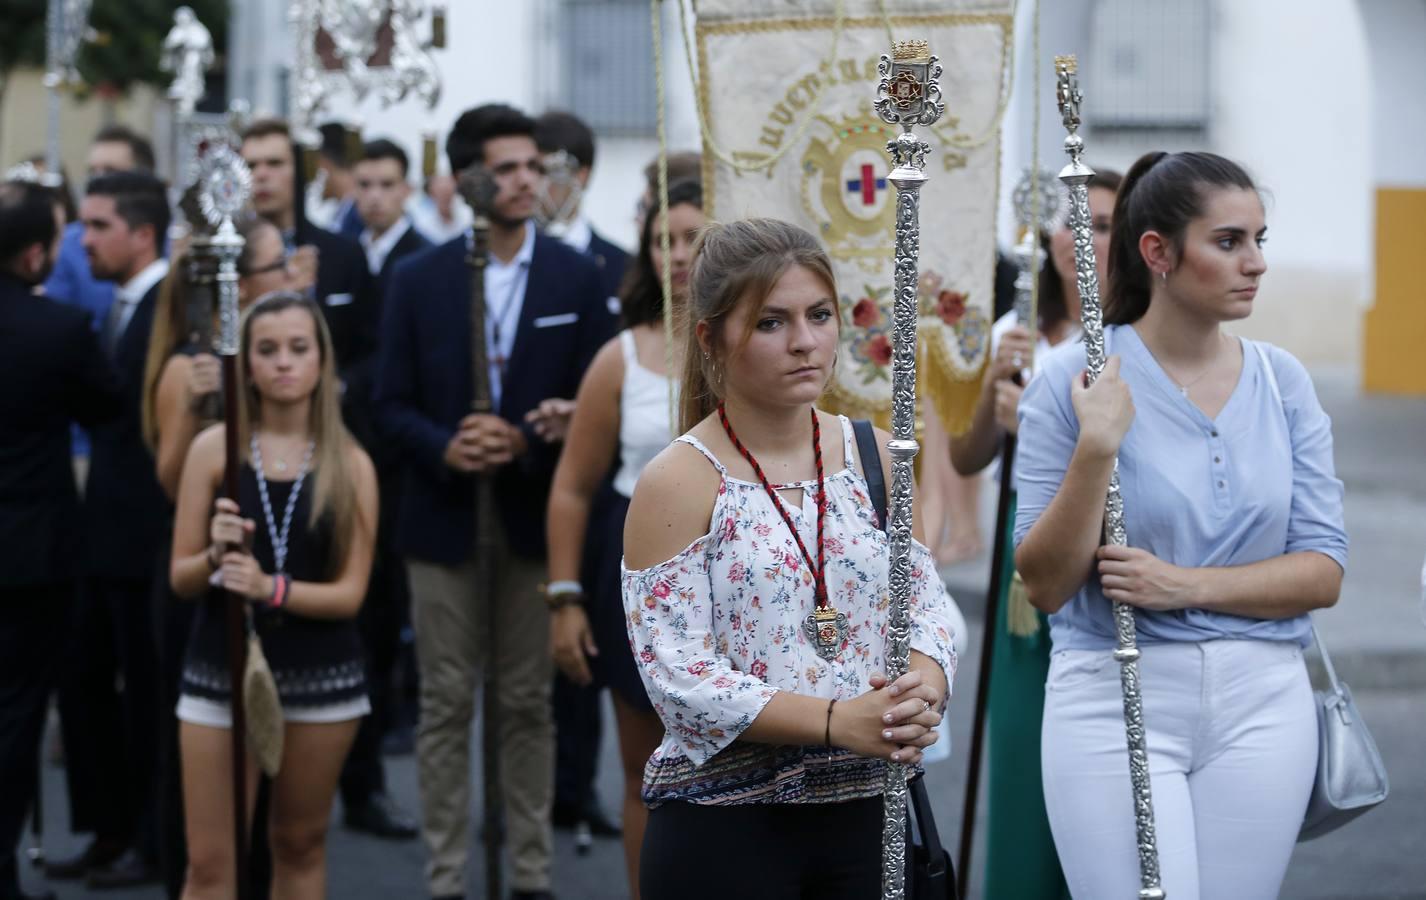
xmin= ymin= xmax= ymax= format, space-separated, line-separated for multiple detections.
xmin=585 ymin=487 xmax=653 ymax=712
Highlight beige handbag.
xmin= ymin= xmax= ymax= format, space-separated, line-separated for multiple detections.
xmin=243 ymin=611 xmax=284 ymax=777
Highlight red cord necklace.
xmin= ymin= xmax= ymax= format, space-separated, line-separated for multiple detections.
xmin=717 ymin=402 xmax=848 ymax=660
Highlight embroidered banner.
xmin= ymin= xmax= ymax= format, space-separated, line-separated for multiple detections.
xmin=694 ymin=0 xmax=1011 ymax=431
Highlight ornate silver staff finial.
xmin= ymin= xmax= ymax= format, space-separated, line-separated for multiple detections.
xmin=289 ymin=0 xmax=446 ymax=177
xmin=195 ymin=145 xmax=253 ymax=357
xmin=43 ymin=0 xmax=97 ymax=187
xmin=161 ymin=6 xmax=215 ymax=118
xmin=1054 ymin=53 xmax=1167 ymax=900
xmin=872 ymin=37 xmax=941 ymax=900
xmin=537 ymin=150 xmax=583 ymax=236
xmin=1010 ymin=168 xmax=1063 ymax=334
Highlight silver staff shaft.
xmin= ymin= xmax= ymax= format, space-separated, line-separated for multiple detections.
xmin=1054 ymin=54 xmax=1165 ymax=900
xmin=873 ymin=40 xmax=943 ymax=900
xmin=44 ymin=0 xmax=95 ymax=186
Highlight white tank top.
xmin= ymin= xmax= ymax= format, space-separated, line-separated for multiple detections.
xmin=613 ymin=329 xmax=674 ymax=498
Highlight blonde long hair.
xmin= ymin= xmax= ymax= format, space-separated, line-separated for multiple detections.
xmin=678 ymin=218 xmax=838 ymax=433
xmin=236 ymin=291 xmax=364 ymax=569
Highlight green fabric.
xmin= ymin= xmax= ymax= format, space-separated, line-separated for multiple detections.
xmin=982 ymin=494 xmax=1070 ymax=900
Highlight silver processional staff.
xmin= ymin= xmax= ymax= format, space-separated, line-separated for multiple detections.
xmin=872 ymin=38 xmax=943 ymax=900
xmin=1054 ymin=53 xmax=1166 ymax=900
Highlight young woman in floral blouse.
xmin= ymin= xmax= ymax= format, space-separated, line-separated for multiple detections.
xmin=621 ymin=218 xmax=959 ymax=898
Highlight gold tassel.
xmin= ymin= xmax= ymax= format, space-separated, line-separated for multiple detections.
xmin=920 ymin=338 xmax=988 ymax=438
xmin=431 ymin=6 xmax=447 ymax=49
xmin=1006 ymin=570 xmax=1040 ymax=637
xmin=422 ymin=134 xmax=438 ymax=179
xmin=301 ymin=145 xmax=321 ymax=183
xmin=345 ymin=125 xmax=364 ymax=165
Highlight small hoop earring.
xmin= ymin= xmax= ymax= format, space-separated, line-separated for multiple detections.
xmin=1160 ymin=270 xmax=1168 ymax=283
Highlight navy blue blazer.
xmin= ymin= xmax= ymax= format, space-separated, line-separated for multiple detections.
xmin=0 ymin=276 xmax=120 ymax=587
xmin=586 ymin=229 xmax=629 ymax=317
xmin=83 ymin=279 xmax=168 ymax=579
xmin=375 ymin=230 xmax=614 ymax=563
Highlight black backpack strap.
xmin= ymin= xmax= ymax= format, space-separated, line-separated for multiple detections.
xmin=852 ymin=419 xmax=889 ymax=533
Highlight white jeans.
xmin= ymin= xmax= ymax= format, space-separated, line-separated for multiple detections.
xmin=1042 ymin=639 xmax=1317 ymax=900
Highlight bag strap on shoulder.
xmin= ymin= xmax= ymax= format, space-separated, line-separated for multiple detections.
xmin=852 ymin=419 xmax=889 ymax=533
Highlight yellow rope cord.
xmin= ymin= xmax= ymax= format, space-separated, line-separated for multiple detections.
xmin=1029 ymin=0 xmax=1041 ymax=336
xmin=652 ymin=0 xmax=678 ymax=432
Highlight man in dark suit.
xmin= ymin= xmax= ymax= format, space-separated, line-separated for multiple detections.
xmin=534 ymin=111 xmax=628 ymax=317
xmin=532 ymin=109 xmax=627 ymax=841
xmin=334 ymin=137 xmax=432 ymax=841
xmin=312 ymin=122 xmax=365 ymax=239
xmin=240 ymin=118 xmax=381 ymax=449
xmin=355 ymin=139 xmax=432 ymax=302
xmin=0 ymin=180 xmax=120 ymax=900
xmin=376 ymin=103 xmax=614 ymax=900
xmin=55 ymin=171 xmax=171 ymax=889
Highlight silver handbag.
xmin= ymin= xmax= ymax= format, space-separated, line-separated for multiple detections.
xmin=1298 ymin=620 xmax=1389 ymax=841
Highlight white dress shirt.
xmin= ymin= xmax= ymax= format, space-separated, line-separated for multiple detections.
xmin=552 ymin=215 xmax=593 ymax=255
xmin=105 ymin=257 xmax=170 ymax=351
xmin=484 ymin=221 xmax=535 ymax=410
xmin=360 ymin=216 xmax=413 ymax=276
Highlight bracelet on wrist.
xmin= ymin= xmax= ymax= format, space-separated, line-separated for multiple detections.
xmin=268 ymin=574 xmax=288 ymax=609
xmin=543 ymin=580 xmax=584 ymax=610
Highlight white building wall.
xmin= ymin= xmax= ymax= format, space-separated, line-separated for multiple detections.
xmin=1361 ymin=0 xmax=1426 ymax=188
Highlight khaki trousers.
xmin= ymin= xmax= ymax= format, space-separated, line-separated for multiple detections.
xmin=409 ymin=544 xmax=553 ymax=895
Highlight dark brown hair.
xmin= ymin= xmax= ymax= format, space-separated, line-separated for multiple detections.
xmin=679 ymin=218 xmax=836 ymax=432
xmin=620 ymin=178 xmax=702 ymax=329
xmin=1105 ymin=151 xmax=1258 ymax=325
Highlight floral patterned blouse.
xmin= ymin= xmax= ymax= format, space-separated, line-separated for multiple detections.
xmin=621 ymin=416 xmax=959 ymax=807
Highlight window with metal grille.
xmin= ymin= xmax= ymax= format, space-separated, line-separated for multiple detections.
xmin=561 ymin=0 xmax=657 ymax=135
xmin=1087 ymin=0 xmax=1210 ymax=130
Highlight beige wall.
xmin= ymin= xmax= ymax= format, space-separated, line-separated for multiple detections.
xmin=0 ymin=67 xmax=163 ymax=186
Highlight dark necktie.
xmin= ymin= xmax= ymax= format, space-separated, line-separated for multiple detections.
xmin=100 ymin=296 xmax=130 ymax=359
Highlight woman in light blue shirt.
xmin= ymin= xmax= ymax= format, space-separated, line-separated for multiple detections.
xmin=1013 ymin=151 xmax=1347 ymax=900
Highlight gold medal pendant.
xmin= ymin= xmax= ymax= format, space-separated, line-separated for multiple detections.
xmin=804 ymin=605 xmax=849 ymax=661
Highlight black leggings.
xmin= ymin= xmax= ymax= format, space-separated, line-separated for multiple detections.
xmin=640 ymin=797 xmax=882 ymax=900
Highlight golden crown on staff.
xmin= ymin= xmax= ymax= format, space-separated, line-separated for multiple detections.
xmin=872 ymin=38 xmax=943 ymax=900
xmin=1054 ymin=53 xmax=1166 ymax=900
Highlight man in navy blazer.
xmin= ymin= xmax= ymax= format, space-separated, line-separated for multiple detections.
xmin=0 ymin=180 xmax=121 ymax=900
xmin=376 ymin=103 xmax=612 ymax=900
xmin=336 ymin=137 xmax=432 ymax=842
xmin=60 ymin=171 xmax=172 ymax=888
xmin=534 ymin=111 xmax=628 ymax=318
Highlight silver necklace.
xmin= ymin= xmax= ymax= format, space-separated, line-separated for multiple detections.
xmin=1162 ymin=334 xmax=1228 ymax=396
xmin=250 ymin=434 xmax=315 ymax=575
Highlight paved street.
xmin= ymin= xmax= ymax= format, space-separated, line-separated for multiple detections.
xmin=22 ymin=370 xmax=1426 ymax=900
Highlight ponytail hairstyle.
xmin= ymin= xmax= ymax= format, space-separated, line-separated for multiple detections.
xmin=236 ymin=291 xmax=366 ymax=573
xmin=679 ymin=218 xmax=837 ymax=433
xmin=1037 ymin=167 xmax=1122 ymax=332
xmin=1105 ymin=151 xmax=1259 ymax=325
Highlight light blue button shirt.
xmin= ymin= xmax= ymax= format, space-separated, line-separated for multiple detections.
xmin=1013 ymin=324 xmax=1348 ymax=651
